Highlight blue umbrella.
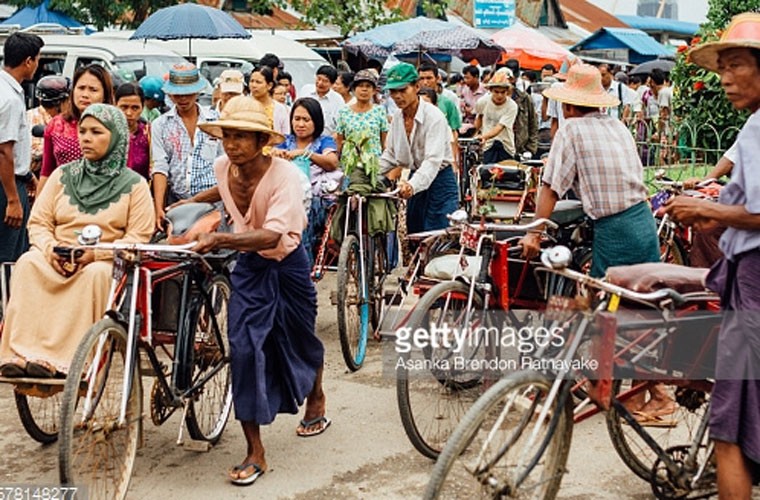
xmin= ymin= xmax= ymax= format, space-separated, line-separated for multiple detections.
xmin=130 ymin=4 xmax=250 ymax=58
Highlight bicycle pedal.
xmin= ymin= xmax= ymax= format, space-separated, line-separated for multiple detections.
xmin=139 ymin=352 xmax=157 ymax=376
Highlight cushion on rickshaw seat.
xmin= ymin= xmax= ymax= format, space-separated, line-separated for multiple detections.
xmin=164 ymin=202 xmax=221 ymax=245
xmin=424 ymin=255 xmax=481 ymax=280
xmin=549 ymin=200 xmax=584 ymax=226
xmin=606 ymin=263 xmax=709 ymax=295
xmin=477 ymin=163 xmax=527 ymax=191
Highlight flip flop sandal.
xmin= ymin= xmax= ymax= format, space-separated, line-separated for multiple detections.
xmin=0 ymin=359 xmax=27 ymax=378
xmin=296 ymin=416 xmax=332 ymax=437
xmin=26 ymin=361 xmax=59 ymax=379
xmin=229 ymin=462 xmax=264 ymax=486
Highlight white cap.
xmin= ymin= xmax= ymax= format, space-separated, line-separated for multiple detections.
xmin=219 ymin=69 xmax=244 ymax=94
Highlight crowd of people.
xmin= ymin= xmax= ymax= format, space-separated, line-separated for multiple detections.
xmin=0 ymin=11 xmax=758 ymax=495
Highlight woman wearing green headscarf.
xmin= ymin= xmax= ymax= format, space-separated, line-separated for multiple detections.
xmin=0 ymin=104 xmax=155 ymax=378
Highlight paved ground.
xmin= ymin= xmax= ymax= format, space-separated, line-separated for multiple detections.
xmin=0 ymin=273 xmax=751 ymax=499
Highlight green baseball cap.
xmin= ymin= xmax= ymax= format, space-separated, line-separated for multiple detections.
xmin=383 ymin=63 xmax=419 ymax=90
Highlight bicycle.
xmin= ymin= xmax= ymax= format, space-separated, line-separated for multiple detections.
xmin=457 ymin=137 xmax=482 ymax=213
xmin=649 ymin=172 xmax=722 ymax=266
xmin=395 ymin=211 xmax=593 ymax=460
xmin=470 ymin=157 xmax=543 ymax=223
xmin=334 ymin=189 xmax=399 ymax=372
xmin=57 ymin=226 xmax=235 ymax=499
xmin=425 ymin=246 xmax=720 ymax=499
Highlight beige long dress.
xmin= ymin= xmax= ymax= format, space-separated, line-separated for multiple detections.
xmin=0 ymin=167 xmax=155 ymax=373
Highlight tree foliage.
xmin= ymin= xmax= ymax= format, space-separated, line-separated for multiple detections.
xmin=671 ymin=0 xmax=760 ymax=153
xmin=5 ymin=0 xmax=175 ymax=31
xmin=289 ymin=0 xmax=405 ymax=37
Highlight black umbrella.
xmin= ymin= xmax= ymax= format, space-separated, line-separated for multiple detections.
xmin=630 ymin=59 xmax=675 ymax=77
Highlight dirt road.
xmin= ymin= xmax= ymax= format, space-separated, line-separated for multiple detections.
xmin=0 ymin=275 xmax=725 ymax=499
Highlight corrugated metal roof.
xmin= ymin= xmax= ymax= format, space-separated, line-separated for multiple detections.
xmin=616 ymin=15 xmax=699 ymax=36
xmin=560 ymin=0 xmax=628 ymax=33
xmin=572 ymin=27 xmax=672 ymax=57
xmin=229 ymin=8 xmax=304 ymax=30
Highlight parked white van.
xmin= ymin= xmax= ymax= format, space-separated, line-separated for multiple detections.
xmin=0 ymin=34 xmax=188 ymax=107
xmin=93 ymin=30 xmax=328 ymax=90
xmin=28 ymin=35 xmax=187 ymax=81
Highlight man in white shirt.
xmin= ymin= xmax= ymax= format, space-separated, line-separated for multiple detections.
xmin=599 ymin=64 xmax=636 ymax=122
xmin=298 ymin=65 xmax=345 ymax=136
xmin=474 ymin=68 xmax=518 ymax=163
xmin=380 ymin=63 xmax=457 ymax=233
xmin=0 ymin=33 xmax=43 ymax=263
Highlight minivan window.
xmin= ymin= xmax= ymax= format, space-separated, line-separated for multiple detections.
xmin=75 ymin=57 xmax=108 ymax=70
xmin=283 ymin=59 xmax=324 ymax=93
xmin=114 ymin=56 xmax=188 ymax=81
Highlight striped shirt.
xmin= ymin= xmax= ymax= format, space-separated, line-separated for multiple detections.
xmin=542 ymin=112 xmax=648 ymax=219
xmin=151 ymin=104 xmax=224 ymax=200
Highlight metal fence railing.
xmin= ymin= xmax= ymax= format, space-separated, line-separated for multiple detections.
xmin=626 ymin=117 xmax=741 ymax=181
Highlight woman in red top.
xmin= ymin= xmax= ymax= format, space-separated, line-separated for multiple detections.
xmin=115 ymin=82 xmax=151 ymax=180
xmin=38 ymin=64 xmax=113 ymax=194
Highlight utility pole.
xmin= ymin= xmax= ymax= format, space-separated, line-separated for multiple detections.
xmin=656 ymin=0 xmax=666 ymax=18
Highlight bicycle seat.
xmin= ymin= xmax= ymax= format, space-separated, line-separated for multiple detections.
xmin=424 ymin=255 xmax=481 ymax=280
xmin=606 ymin=263 xmax=709 ymax=295
xmin=549 ymin=200 xmax=584 ymax=226
xmin=165 ymin=202 xmax=221 ymax=244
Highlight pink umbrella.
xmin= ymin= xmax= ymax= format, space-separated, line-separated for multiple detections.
xmin=490 ymin=24 xmax=573 ymax=71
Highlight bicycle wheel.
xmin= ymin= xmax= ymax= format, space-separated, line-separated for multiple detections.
xmin=657 ymin=221 xmax=688 ymax=265
xmin=15 ymin=389 xmax=61 ymax=444
xmin=185 ymin=275 xmax=233 ymax=444
xmin=606 ymin=380 xmax=712 ymax=482
xmin=59 ymin=317 xmax=141 ymax=500
xmin=337 ymin=233 xmax=370 ymax=371
xmin=425 ymin=371 xmax=573 ymax=500
xmin=368 ymin=234 xmax=388 ymax=330
xmin=396 ymin=280 xmax=490 ymax=459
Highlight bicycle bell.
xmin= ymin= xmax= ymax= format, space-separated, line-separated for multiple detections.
xmin=77 ymin=225 xmax=103 ymax=246
xmin=448 ymin=209 xmax=468 ymax=225
xmin=542 ymin=246 xmax=572 ymax=270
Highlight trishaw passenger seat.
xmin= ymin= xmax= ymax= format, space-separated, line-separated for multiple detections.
xmin=607 ymin=263 xmax=709 ymax=295
xmin=549 ymin=200 xmax=584 ymax=226
xmin=164 ymin=202 xmax=221 ymax=244
xmin=424 ymin=255 xmax=481 ymax=280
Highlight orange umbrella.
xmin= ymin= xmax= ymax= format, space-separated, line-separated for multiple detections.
xmin=490 ymin=24 xmax=573 ymax=71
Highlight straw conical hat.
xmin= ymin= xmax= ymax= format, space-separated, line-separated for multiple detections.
xmin=542 ymin=63 xmax=620 ymax=108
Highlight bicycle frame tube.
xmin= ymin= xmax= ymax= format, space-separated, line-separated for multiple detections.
xmin=80 ymin=328 xmax=112 ymax=424
xmin=119 ymin=264 xmax=141 ymax=426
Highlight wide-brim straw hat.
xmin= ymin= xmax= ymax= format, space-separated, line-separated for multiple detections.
xmin=199 ymin=96 xmax=285 ymax=146
xmin=690 ymin=13 xmax=760 ymax=72
xmin=543 ymin=63 xmax=620 ymax=108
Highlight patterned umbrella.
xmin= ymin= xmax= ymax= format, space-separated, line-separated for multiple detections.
xmin=392 ymin=25 xmax=504 ymax=66
xmin=343 ymin=17 xmax=454 ymax=60
xmin=130 ymin=4 xmax=250 ymax=58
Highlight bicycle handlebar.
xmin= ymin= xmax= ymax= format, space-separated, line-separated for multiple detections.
xmin=478 ymin=217 xmax=558 ymax=233
xmin=540 ymin=249 xmax=686 ymax=307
